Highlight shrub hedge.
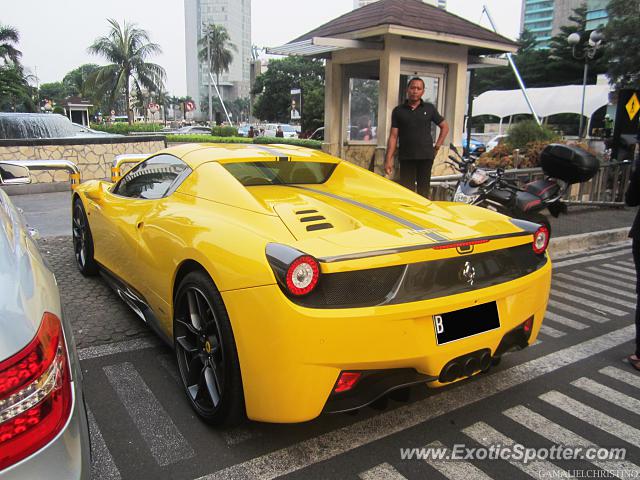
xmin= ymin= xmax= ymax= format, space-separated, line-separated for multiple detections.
xmin=211 ymin=125 xmax=238 ymax=137
xmin=90 ymin=123 xmax=165 ymax=134
xmin=166 ymin=135 xmax=323 ymax=150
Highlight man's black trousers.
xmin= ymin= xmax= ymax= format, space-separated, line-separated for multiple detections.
xmin=399 ymin=159 xmax=433 ymax=198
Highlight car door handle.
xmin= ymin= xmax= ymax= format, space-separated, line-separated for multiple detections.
xmin=137 ymin=221 xmax=144 ymax=229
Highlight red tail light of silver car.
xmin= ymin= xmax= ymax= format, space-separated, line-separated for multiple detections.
xmin=0 ymin=312 xmax=72 ymax=470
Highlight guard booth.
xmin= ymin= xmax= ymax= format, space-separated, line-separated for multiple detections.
xmin=269 ymin=0 xmax=516 ymax=175
xmin=62 ymin=96 xmax=93 ymax=126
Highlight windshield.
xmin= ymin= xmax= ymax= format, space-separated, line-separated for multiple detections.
xmin=223 ymin=161 xmax=337 ymax=186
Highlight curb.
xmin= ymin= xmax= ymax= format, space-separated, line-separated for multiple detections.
xmin=549 ymin=227 xmax=630 ymax=259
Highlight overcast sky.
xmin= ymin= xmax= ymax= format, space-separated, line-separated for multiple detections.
xmin=3 ymin=0 xmax=522 ymax=96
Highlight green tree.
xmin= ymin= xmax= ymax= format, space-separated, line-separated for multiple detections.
xmin=547 ymin=5 xmax=607 ymax=86
xmin=39 ymin=81 xmax=70 ymax=105
xmin=603 ymin=0 xmax=640 ymax=89
xmin=0 ymin=24 xmax=21 ymax=65
xmin=87 ymin=19 xmax=166 ymax=123
xmin=63 ymin=64 xmax=100 ymax=97
xmin=198 ymin=23 xmax=236 ymax=121
xmin=0 ymin=64 xmax=34 ymax=111
xmin=252 ymin=56 xmax=324 ymax=132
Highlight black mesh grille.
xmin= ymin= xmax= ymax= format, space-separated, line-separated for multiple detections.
xmin=285 ymin=244 xmax=547 ymax=309
xmin=295 ymin=265 xmax=405 ymax=308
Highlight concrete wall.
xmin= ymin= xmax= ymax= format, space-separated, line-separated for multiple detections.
xmin=0 ymin=138 xmax=165 ymax=184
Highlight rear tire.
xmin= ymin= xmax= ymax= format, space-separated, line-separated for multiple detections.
xmin=72 ymin=199 xmax=99 ymax=276
xmin=173 ymin=270 xmax=245 ymax=426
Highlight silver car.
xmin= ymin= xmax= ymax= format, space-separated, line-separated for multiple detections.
xmin=0 ymin=163 xmax=90 ymax=478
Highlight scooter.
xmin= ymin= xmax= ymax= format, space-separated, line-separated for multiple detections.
xmin=448 ymin=143 xmax=599 ymax=235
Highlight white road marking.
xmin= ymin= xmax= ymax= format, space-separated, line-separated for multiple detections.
xmin=87 ymin=408 xmax=121 ymax=480
xmin=549 ymin=291 xmax=628 ymax=316
xmin=504 ymin=405 xmax=640 ymax=476
xmin=614 ymin=260 xmax=634 ymax=268
xmin=554 ymin=274 xmax=637 ymax=300
xmin=222 ymin=427 xmax=261 ymax=446
xmin=78 ymin=337 xmax=161 ymax=361
xmin=539 ymin=391 xmax=640 ymax=448
xmin=359 ymin=462 xmax=407 ymax=480
xmin=463 ymin=421 xmax=565 ymax=477
xmin=552 ymin=282 xmax=636 ymax=310
xmin=602 ymin=263 xmax=636 ymax=275
xmin=421 ymin=441 xmax=492 ymax=480
xmin=538 ymin=324 xmax=566 ymax=338
xmin=194 ymin=326 xmax=634 ymax=480
xmin=544 ymin=311 xmax=589 ymax=330
xmin=103 ymin=362 xmax=195 ymax=466
xmin=585 ymin=266 xmax=636 ymax=283
xmin=598 ymin=366 xmax=640 ymax=389
xmin=571 ymin=377 xmax=640 ymax=414
xmin=546 ymin=299 xmax=609 ymax=323
xmin=572 ymin=270 xmax=635 ymax=290
xmin=553 ymin=248 xmax=630 ymax=268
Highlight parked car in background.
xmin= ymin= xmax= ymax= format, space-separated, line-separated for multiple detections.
xmin=71 ymin=122 xmax=120 ymax=137
xmin=264 ymin=124 xmax=298 ymax=138
xmin=0 ymin=163 xmax=90 ymax=478
xmin=237 ymin=125 xmax=251 ymax=137
xmin=462 ymin=136 xmax=486 ymax=156
xmin=171 ymin=126 xmax=212 ymax=135
xmin=486 ymin=134 xmax=508 ymax=152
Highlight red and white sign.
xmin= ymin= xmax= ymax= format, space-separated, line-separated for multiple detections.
xmin=185 ymin=100 xmax=196 ymax=112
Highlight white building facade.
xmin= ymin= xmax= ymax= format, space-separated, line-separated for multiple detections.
xmin=185 ymin=0 xmax=251 ymax=112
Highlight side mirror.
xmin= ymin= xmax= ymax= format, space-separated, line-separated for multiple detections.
xmin=0 ymin=162 xmax=31 ymax=185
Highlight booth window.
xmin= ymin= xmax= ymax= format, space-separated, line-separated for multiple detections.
xmin=348 ymin=78 xmax=379 ymax=143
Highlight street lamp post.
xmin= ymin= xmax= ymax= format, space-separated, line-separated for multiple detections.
xmin=568 ymin=30 xmax=603 ymax=139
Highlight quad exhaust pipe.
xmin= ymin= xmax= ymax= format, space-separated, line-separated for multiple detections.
xmin=439 ymin=349 xmax=492 ymax=383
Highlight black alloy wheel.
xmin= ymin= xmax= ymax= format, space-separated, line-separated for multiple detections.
xmin=72 ymin=199 xmax=98 ymax=276
xmin=174 ymin=270 xmax=244 ymax=425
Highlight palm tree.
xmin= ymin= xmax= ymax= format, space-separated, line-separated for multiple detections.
xmin=0 ymin=24 xmax=21 ymax=65
xmin=87 ymin=19 xmax=166 ymax=124
xmin=198 ymin=23 xmax=236 ymax=123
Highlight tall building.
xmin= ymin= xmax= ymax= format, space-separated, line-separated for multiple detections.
xmin=585 ymin=0 xmax=609 ymax=31
xmin=520 ymin=0 xmax=583 ymax=47
xmin=184 ymin=0 xmax=251 ymax=114
xmin=354 ymin=0 xmax=446 ymax=9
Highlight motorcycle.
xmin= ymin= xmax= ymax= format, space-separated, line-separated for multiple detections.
xmin=447 ymin=142 xmax=600 ymax=236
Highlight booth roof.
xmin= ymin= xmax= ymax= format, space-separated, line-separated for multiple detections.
xmin=291 ymin=0 xmax=517 ymax=51
xmin=472 ymin=84 xmax=611 ymax=119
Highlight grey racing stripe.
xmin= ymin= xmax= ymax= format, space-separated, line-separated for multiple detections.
xmin=295 ymin=186 xmax=449 ymax=241
xmin=250 ymin=144 xmax=291 ymax=158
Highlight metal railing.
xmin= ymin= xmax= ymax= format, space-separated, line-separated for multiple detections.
xmin=430 ymin=160 xmax=632 ymax=206
xmin=0 ymin=159 xmax=81 ymax=188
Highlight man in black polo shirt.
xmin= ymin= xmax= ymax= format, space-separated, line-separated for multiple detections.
xmin=384 ymin=77 xmax=449 ymax=197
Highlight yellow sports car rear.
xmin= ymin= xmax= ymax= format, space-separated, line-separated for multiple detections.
xmin=71 ymin=143 xmax=551 ymax=424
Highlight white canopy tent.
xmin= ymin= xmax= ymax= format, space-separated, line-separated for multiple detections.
xmin=472 ymin=84 xmax=611 ymax=134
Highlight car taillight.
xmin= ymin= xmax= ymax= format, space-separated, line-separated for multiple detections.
xmin=286 ymin=255 xmax=320 ymax=296
xmin=334 ymin=372 xmax=361 ymax=393
xmin=0 ymin=312 xmax=72 ymax=471
xmin=532 ymin=225 xmax=550 ymax=254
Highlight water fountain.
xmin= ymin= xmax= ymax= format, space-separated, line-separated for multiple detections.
xmin=0 ymin=113 xmax=165 ymax=192
xmin=0 ymin=113 xmax=77 ymax=139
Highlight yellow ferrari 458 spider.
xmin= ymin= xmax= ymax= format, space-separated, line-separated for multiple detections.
xmin=72 ymin=143 xmax=551 ymax=425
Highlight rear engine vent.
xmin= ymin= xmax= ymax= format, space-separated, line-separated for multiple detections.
xmin=300 ymin=215 xmax=325 ymax=223
xmin=295 ymin=209 xmax=318 ymax=215
xmin=306 ymin=223 xmax=333 ymax=231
